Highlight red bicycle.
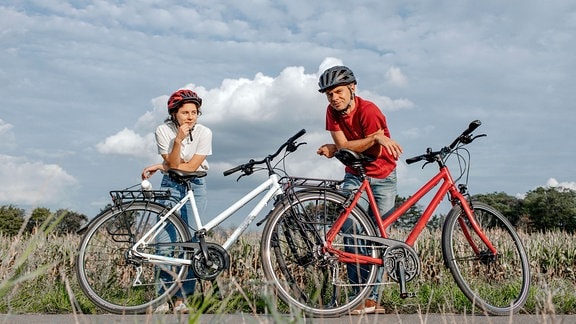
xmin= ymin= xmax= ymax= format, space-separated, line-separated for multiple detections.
xmin=260 ymin=120 xmax=530 ymax=317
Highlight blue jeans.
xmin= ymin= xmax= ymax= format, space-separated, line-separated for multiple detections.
xmin=341 ymin=170 xmax=396 ymax=301
xmin=157 ymin=174 xmax=207 ymax=298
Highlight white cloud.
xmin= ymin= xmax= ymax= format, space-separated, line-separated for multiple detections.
xmin=97 ymin=62 xmax=411 ymax=173
xmin=0 ymin=119 xmax=16 ymax=149
xmin=546 ymin=178 xmax=576 ymax=191
xmin=400 ymin=125 xmax=436 ymax=139
xmin=1 ymin=1 xmax=574 ymax=223
xmin=0 ymin=154 xmax=78 ymax=206
xmin=385 ymin=66 xmax=408 ymax=87
xmin=96 ymin=128 xmax=157 ymax=160
xmin=318 ymin=57 xmax=344 ymax=74
xmin=359 ymin=91 xmax=414 ymax=112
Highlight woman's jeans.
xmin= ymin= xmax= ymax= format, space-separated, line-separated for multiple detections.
xmin=341 ymin=170 xmax=396 ymax=301
xmin=157 ymin=174 xmax=207 ymax=299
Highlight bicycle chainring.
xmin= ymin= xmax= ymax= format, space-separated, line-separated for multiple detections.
xmin=191 ymin=243 xmax=230 ymax=280
xmin=382 ymin=245 xmax=421 ymax=283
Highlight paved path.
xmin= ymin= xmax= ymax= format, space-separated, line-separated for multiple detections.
xmin=0 ymin=313 xmax=573 ymax=324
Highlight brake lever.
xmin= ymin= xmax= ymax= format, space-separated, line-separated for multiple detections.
xmin=234 ymin=161 xmax=255 ymax=181
xmin=471 ymin=134 xmax=487 ymax=142
xmin=286 ymin=141 xmax=307 ymax=152
xmin=460 ymin=133 xmax=487 ymax=145
xmin=243 ymin=161 xmax=255 ymax=176
xmin=460 ymin=134 xmax=473 ymax=144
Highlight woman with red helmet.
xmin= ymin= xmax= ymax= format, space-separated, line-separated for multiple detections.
xmin=141 ymin=88 xmax=212 ymax=313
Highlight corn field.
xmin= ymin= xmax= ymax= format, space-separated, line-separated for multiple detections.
xmin=0 ymin=227 xmax=574 ymax=314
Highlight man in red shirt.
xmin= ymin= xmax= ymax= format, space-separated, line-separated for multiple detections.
xmin=317 ymin=65 xmax=403 ymax=314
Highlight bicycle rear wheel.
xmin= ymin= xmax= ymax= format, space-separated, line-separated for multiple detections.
xmin=76 ymin=201 xmax=193 ymax=314
xmin=260 ymin=190 xmax=378 ymax=317
xmin=442 ymin=201 xmax=530 ymax=315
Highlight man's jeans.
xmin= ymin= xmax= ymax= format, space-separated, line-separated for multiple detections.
xmin=341 ymin=170 xmax=396 ymax=301
xmin=157 ymin=174 xmax=207 ymax=298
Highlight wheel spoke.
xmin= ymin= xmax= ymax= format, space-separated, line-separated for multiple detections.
xmin=442 ymin=202 xmax=530 ymax=315
xmin=76 ymin=202 xmax=192 ymax=314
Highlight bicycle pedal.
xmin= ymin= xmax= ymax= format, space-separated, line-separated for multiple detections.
xmin=400 ymin=292 xmax=416 ymax=299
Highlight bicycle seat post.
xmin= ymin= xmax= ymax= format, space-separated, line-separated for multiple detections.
xmin=185 ymin=181 xmax=193 ymax=195
xmin=354 ymin=162 xmax=367 ymax=181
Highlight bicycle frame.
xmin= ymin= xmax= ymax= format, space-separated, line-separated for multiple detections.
xmin=132 ymin=173 xmax=283 ymax=266
xmin=325 ymin=165 xmax=497 ymax=266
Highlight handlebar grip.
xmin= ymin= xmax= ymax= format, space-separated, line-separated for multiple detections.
xmin=223 ymin=165 xmax=243 ymax=176
xmin=406 ymin=155 xmax=424 ymax=164
xmin=287 ymin=129 xmax=306 ymax=143
xmin=449 ymin=120 xmax=482 ymax=149
xmin=462 ymin=120 xmax=482 ymax=136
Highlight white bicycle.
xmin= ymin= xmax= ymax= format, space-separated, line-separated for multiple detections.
xmin=75 ymin=129 xmax=336 ymax=314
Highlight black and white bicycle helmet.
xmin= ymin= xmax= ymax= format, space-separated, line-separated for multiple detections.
xmin=318 ymin=66 xmax=357 ymax=93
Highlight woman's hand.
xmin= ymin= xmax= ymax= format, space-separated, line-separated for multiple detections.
xmin=175 ymin=123 xmax=195 ymax=143
xmin=141 ymin=163 xmax=165 ymax=180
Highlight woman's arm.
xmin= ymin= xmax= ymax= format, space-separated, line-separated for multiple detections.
xmin=141 ymin=163 xmax=166 ymax=180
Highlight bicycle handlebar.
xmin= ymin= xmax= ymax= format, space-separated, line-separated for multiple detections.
xmin=223 ymin=129 xmax=307 ymax=177
xmin=448 ymin=120 xmax=481 ymax=149
xmin=406 ymin=120 xmax=484 ymax=165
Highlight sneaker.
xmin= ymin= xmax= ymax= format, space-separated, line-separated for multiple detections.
xmin=153 ymin=303 xmax=171 ymax=314
xmin=374 ymin=302 xmax=386 ymax=314
xmin=173 ymin=302 xmax=189 ymax=314
xmin=351 ymin=299 xmax=377 ymax=315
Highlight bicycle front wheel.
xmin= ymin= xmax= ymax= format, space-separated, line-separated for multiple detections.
xmin=260 ymin=190 xmax=378 ymax=317
xmin=76 ymin=201 xmax=193 ymax=314
xmin=442 ymin=201 xmax=530 ymax=315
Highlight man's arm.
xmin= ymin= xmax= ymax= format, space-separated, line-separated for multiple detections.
xmin=332 ymin=129 xmax=403 ymax=160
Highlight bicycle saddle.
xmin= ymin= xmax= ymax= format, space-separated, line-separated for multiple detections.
xmin=334 ymin=148 xmax=375 ymax=167
xmin=167 ymin=169 xmax=207 ymax=183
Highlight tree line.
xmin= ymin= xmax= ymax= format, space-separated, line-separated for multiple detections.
xmin=390 ymin=186 xmax=576 ymax=233
xmin=0 ymin=186 xmax=574 ymax=236
xmin=0 ymin=206 xmax=88 ymax=236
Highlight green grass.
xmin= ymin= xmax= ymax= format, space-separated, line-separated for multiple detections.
xmin=0 ymin=228 xmax=575 ymax=316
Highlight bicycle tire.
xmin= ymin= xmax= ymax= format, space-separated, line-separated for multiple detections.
xmin=260 ymin=190 xmax=378 ymax=317
xmin=76 ymin=201 xmax=193 ymax=314
xmin=442 ymin=201 xmax=530 ymax=315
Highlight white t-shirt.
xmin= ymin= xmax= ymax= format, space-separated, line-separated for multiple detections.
xmin=155 ymin=122 xmax=212 ymax=171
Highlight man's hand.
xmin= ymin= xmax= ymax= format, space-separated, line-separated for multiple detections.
xmin=373 ymin=131 xmax=403 ymax=160
xmin=317 ymin=144 xmax=338 ymax=158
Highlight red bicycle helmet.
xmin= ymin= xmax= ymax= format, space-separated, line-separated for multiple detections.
xmin=167 ymin=89 xmax=203 ymax=113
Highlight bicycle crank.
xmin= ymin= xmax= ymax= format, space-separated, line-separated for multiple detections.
xmin=191 ymin=242 xmax=231 ymax=280
xmin=382 ymin=245 xmax=421 ymax=284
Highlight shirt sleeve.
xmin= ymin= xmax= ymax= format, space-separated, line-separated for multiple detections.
xmin=360 ymin=102 xmax=390 ymax=138
xmin=155 ymin=123 xmax=174 ymax=155
xmin=325 ymin=106 xmax=342 ymax=132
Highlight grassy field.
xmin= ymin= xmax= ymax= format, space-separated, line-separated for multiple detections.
xmin=0 ymin=227 xmax=574 ymax=316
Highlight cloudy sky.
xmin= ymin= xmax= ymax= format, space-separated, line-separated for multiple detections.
xmin=1 ymin=1 xmax=575 ymax=226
